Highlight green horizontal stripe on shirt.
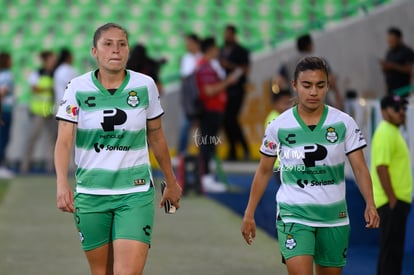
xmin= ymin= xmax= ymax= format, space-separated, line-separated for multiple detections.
xmin=76 ymin=164 xmax=151 ymax=190
xmin=282 ymin=162 xmax=345 ymax=186
xmin=75 ymin=87 xmax=149 ymax=111
xmin=279 ymin=199 xmax=348 ymax=224
xmin=278 ymin=122 xmax=346 ymax=146
xmin=76 ymin=128 xmax=147 ymax=151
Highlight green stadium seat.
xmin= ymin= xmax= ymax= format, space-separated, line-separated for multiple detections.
xmin=0 ymin=0 xmax=397 ymax=89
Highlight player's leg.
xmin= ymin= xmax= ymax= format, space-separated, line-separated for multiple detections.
xmin=315 ymin=265 xmax=341 ymax=275
xmin=277 ymin=218 xmax=316 ymax=275
xmin=112 ymin=189 xmax=155 ymax=274
xmin=285 ymin=255 xmax=314 ymax=275
xmin=45 ymin=116 xmax=57 ymax=172
xmin=74 ymin=193 xmax=114 ymax=274
xmin=113 ymin=240 xmax=149 ymax=275
xmin=20 ymin=115 xmax=44 ymax=173
xmin=85 ymin=243 xmax=114 ymax=275
xmin=314 ymin=225 xmax=350 ymax=275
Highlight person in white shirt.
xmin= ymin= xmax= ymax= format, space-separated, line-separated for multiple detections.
xmin=53 ymin=48 xmax=78 ymax=111
xmin=178 ymin=33 xmax=202 ymax=155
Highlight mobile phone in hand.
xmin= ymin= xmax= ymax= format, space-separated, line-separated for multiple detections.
xmin=161 ymin=181 xmax=176 ymax=214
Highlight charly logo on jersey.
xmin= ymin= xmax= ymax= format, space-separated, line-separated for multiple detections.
xmin=285 ymin=133 xmax=296 ymax=144
xmin=127 ymin=91 xmax=140 ymax=107
xmin=143 ymin=225 xmax=152 ymax=237
xmin=285 ymin=234 xmax=297 ymax=250
xmin=326 ymin=127 xmax=338 ymax=143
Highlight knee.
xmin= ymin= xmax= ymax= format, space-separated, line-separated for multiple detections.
xmin=113 ymin=265 xmax=143 ymax=275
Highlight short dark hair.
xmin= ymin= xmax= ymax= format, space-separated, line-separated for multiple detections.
xmin=200 ymin=37 xmax=216 ymax=53
xmin=271 ymin=90 xmax=292 ymax=103
xmin=185 ymin=33 xmax=200 ymax=44
xmin=293 ymin=56 xmax=329 ymax=82
xmin=225 ymin=24 xmax=237 ymax=34
xmin=0 ymin=52 xmax=11 ymax=69
xmin=93 ymin=22 xmax=128 ymax=48
xmin=39 ymin=50 xmax=54 ymax=62
xmin=56 ymin=48 xmax=72 ymax=65
xmin=380 ymin=94 xmax=407 ymax=110
xmin=388 ymin=27 xmax=402 ymax=39
xmin=296 ymin=34 xmax=312 ymax=52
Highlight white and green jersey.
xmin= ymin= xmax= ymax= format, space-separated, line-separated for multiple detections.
xmin=56 ymin=70 xmax=163 ymax=195
xmin=260 ymin=105 xmax=366 ymax=227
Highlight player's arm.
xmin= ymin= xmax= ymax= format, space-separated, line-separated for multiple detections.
xmin=55 ymin=120 xmax=76 ymax=213
xmin=203 ymin=71 xmax=240 ymax=96
xmin=347 ymin=149 xmax=380 ymax=229
xmin=241 ymin=154 xmax=276 ymax=245
xmin=147 ymin=117 xmax=182 ymax=209
xmin=376 ymin=165 xmax=397 ymax=208
xmin=381 ymin=60 xmax=413 ymax=74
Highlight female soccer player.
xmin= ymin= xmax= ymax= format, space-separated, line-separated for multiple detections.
xmin=241 ymin=56 xmax=379 ymax=275
xmin=54 ymin=23 xmax=182 ymax=275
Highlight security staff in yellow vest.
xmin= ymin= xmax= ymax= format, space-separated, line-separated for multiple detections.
xmin=20 ymin=51 xmax=56 ymax=174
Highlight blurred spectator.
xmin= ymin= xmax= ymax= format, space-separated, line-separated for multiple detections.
xmin=20 ymin=50 xmax=56 ymax=174
xmin=126 ymin=43 xmax=167 ymax=95
xmin=274 ymin=33 xmax=344 ymax=110
xmin=219 ymin=24 xmax=250 ymax=161
xmin=196 ymin=37 xmax=241 ymax=192
xmin=380 ymin=27 xmax=414 ymax=96
xmin=371 ymin=95 xmax=412 ymax=275
xmin=53 ymin=48 xmax=78 ymax=111
xmin=0 ymin=52 xmax=15 ymax=178
xmin=264 ymin=90 xmax=292 ymax=189
xmin=178 ymin=33 xmax=202 ymax=155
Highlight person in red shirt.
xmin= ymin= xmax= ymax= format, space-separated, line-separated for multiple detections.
xmin=195 ymin=37 xmax=241 ymax=192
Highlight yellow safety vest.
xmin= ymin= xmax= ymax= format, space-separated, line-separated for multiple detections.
xmin=30 ymin=74 xmax=54 ymax=117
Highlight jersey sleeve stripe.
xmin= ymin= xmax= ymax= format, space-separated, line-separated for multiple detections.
xmin=260 ymin=150 xmax=277 ymax=157
xmin=56 ymin=117 xmax=78 ymax=124
xmin=345 ymin=144 xmax=367 ymax=155
xmin=147 ymin=111 xmax=164 ymax=120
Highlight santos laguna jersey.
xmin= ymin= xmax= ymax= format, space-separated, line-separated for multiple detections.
xmin=260 ymin=105 xmax=366 ymax=227
xmin=56 ymin=70 xmax=163 ymax=195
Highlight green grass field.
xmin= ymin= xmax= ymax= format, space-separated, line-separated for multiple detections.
xmin=0 ymin=175 xmax=287 ymax=275
xmin=0 ymin=180 xmax=10 ymax=203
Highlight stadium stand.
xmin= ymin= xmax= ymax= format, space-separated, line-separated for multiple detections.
xmin=0 ymin=0 xmax=395 ymax=103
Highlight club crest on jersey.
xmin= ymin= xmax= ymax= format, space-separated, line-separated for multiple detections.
xmin=285 ymin=234 xmax=297 ymax=250
xmin=127 ymin=91 xmax=140 ymax=107
xmin=326 ymin=127 xmax=338 ymax=143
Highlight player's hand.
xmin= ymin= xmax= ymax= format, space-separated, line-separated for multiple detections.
xmin=380 ymin=60 xmax=394 ymax=71
xmin=160 ymin=181 xmax=182 ymax=210
xmin=241 ymin=215 xmax=256 ymax=245
xmin=364 ymin=204 xmax=380 ymax=229
xmin=389 ymin=197 xmax=398 ymax=209
xmin=57 ymin=181 xmax=75 ymax=213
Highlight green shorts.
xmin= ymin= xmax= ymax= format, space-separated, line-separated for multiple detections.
xmin=74 ymin=188 xmax=155 ymax=251
xmin=277 ymin=218 xmax=350 ymax=267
